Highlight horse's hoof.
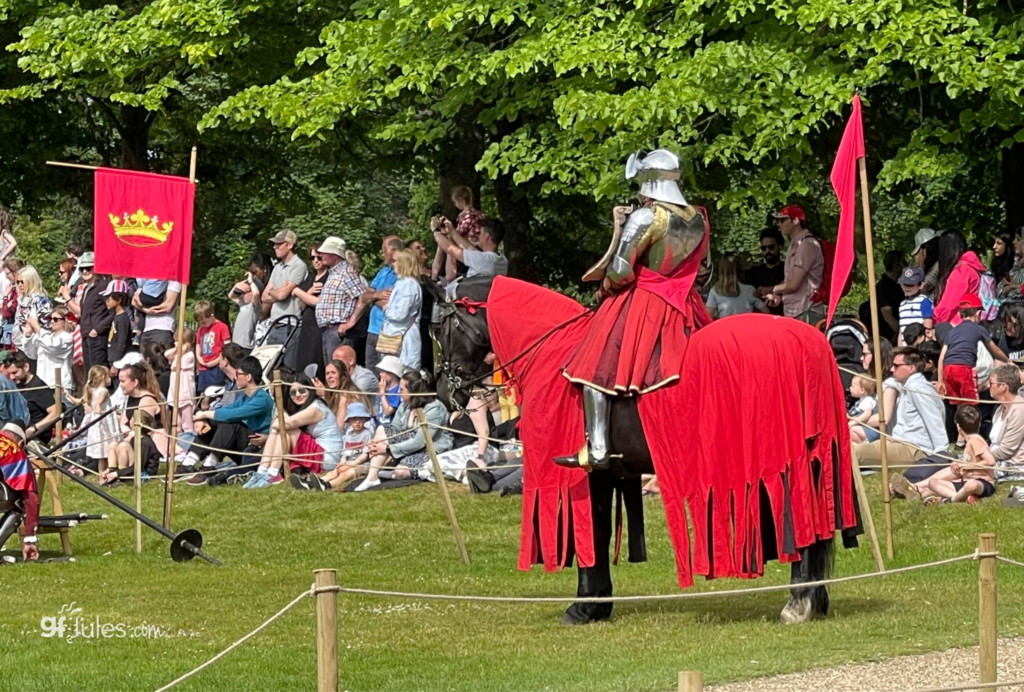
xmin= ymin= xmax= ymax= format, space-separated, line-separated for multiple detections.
xmin=560 ymin=605 xmax=611 ymax=625
xmin=779 ymin=598 xmax=813 ymax=624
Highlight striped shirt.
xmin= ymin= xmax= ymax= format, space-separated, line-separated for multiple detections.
xmin=899 ymin=293 xmax=933 ymax=337
xmin=315 ymin=260 xmax=369 ymax=328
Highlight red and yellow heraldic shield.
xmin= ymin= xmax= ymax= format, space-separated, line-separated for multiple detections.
xmin=94 ymin=168 xmax=195 ymax=283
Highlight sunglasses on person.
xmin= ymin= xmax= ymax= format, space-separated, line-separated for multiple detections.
xmin=309 ymin=254 xmax=321 ymax=261
xmin=52 ymin=316 xmax=65 ymax=322
xmin=760 ymin=243 xmax=779 ymax=252
xmin=15 ymin=280 xmax=23 ymax=285
xmin=289 ymin=388 xmax=309 ymax=398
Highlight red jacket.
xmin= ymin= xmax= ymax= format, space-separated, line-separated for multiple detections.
xmin=934 ymin=251 xmax=985 ymax=325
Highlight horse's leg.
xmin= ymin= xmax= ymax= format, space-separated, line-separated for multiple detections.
xmin=561 ymin=471 xmax=615 ymax=625
xmin=781 ymin=536 xmax=834 ymax=624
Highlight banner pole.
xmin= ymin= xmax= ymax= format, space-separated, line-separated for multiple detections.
xmin=858 ymin=156 xmax=894 ymax=561
xmin=161 ymin=147 xmax=198 ymax=531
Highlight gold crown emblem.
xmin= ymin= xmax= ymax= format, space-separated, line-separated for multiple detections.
xmin=109 ymin=209 xmax=173 ymax=247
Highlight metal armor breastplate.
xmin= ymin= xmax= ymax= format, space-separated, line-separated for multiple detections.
xmin=639 ymin=202 xmax=706 ymax=277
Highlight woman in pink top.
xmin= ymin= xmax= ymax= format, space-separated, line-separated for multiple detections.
xmin=933 ymin=230 xmax=986 ymax=325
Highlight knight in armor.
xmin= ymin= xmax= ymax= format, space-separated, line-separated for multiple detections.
xmin=0 ymin=422 xmax=38 ymax=561
xmin=556 ymin=150 xmax=711 ymax=470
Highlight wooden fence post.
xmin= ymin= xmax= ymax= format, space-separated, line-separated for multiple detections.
xmin=678 ymin=671 xmax=703 ymax=692
xmin=133 ymin=409 xmax=143 ymax=554
xmin=979 ymin=533 xmax=997 ymax=692
xmin=314 ymin=569 xmax=339 ymax=692
xmin=273 ymin=370 xmax=291 ymax=482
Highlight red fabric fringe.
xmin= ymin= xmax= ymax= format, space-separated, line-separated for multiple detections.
xmin=488 ymin=278 xmax=857 ymax=584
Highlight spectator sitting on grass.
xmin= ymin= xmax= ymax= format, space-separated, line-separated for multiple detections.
xmin=183 ymin=356 xmax=273 ymax=476
xmin=987 ymin=363 xmax=1024 ymax=483
xmin=296 ymin=402 xmax=375 ymax=492
xmin=245 ymin=375 xmax=344 ymax=488
xmin=314 ymin=359 xmax=372 ymax=429
xmin=333 ymin=345 xmax=379 ymax=401
xmin=853 ymin=347 xmax=947 ymax=468
xmin=924 ymin=405 xmax=996 ymax=505
xmin=353 ymin=371 xmax=452 ymax=492
xmin=847 ymin=375 xmax=878 ymax=444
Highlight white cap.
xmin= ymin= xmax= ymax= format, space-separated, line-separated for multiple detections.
xmin=317 ymin=236 xmax=347 ymax=258
xmin=112 ymin=352 xmax=144 ymax=370
xmin=912 ymin=228 xmax=939 ymax=256
xmin=2 ymin=422 xmax=25 ymax=441
xmin=376 ymin=355 xmax=404 ymax=378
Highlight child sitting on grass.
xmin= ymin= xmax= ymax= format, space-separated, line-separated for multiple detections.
xmin=303 ymin=402 xmax=375 ymax=492
xmin=924 ymin=405 xmax=997 ymax=505
xmin=848 ymin=375 xmax=878 ymax=444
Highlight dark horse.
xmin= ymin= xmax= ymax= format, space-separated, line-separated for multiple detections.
xmin=433 ymin=275 xmax=852 ymax=625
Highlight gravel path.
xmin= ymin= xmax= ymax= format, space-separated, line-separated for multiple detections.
xmin=706 ymin=638 xmax=1024 ymax=692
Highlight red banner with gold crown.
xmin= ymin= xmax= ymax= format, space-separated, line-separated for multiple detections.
xmin=94 ymin=168 xmax=195 ymax=283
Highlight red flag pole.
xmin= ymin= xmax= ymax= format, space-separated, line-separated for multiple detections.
xmin=162 ymin=146 xmax=197 ymax=530
xmin=858 ymin=155 xmax=895 ymax=561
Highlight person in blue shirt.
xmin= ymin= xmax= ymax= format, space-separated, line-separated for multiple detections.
xmin=179 ymin=356 xmax=273 ymax=474
xmin=365 ymin=236 xmax=404 ymax=371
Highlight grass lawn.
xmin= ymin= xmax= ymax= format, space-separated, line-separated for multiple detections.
xmin=2 ymin=474 xmax=1023 ymax=692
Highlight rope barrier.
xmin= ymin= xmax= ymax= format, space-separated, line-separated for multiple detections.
xmin=997 ymin=555 xmax=1024 ymax=570
xmin=152 ymin=585 xmax=315 ymax=692
xmin=330 ymin=552 xmax=984 ymax=604
xmin=148 ymin=550 xmax=1002 ymax=692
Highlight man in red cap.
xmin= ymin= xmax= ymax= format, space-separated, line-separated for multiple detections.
xmin=765 ymin=204 xmax=824 ymax=323
xmin=938 ymin=293 xmax=1009 ymax=414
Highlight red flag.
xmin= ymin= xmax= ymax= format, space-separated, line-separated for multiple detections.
xmin=827 ymin=94 xmax=865 ymax=326
xmin=94 ymin=168 xmax=195 ymax=283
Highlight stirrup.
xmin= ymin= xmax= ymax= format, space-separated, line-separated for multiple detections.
xmin=552 ymin=445 xmax=610 ymax=472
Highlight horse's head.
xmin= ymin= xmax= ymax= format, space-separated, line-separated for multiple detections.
xmin=432 ymin=275 xmax=495 ymax=411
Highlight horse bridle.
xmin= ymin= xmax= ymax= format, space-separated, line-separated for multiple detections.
xmin=436 ymin=299 xmax=494 ymax=414
xmin=436 ymin=295 xmax=599 ymax=413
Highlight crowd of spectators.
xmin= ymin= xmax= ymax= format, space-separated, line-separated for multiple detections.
xmin=5 ymin=193 xmax=1024 ymax=532
xmin=0 ymin=191 xmax=524 ymax=504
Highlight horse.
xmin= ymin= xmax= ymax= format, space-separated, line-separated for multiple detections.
xmin=432 ymin=275 xmax=860 ymax=625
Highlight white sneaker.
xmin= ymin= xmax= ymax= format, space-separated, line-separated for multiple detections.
xmin=353 ymin=478 xmax=381 ymax=493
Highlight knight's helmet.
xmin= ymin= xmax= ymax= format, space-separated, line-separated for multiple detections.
xmin=625 ymin=149 xmax=688 ymax=206
xmin=582 ymin=149 xmax=694 ymax=282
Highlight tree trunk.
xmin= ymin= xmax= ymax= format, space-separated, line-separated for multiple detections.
xmin=493 ymin=171 xmax=538 ymax=282
xmin=438 ymin=109 xmax=484 ymax=222
xmin=1003 ymin=142 xmax=1024 ymax=231
xmin=119 ymin=105 xmax=152 ymax=172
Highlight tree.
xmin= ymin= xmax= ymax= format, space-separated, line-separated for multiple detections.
xmin=204 ymin=0 xmax=1024 ymax=281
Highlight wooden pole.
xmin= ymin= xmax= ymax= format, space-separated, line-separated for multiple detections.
xmin=53 ymin=367 xmax=63 ymax=486
xmin=678 ymin=671 xmax=703 ymax=692
xmin=134 ymin=409 xmax=143 ymax=554
xmin=858 ymin=157 xmax=894 ymax=561
xmin=417 ymin=408 xmax=469 ymax=564
xmin=162 ymin=283 xmax=188 ymax=530
xmin=162 ymin=147 xmax=198 ymax=530
xmin=273 ymin=371 xmax=292 ymax=482
xmin=45 ymin=160 xmax=100 ymax=172
xmin=850 ymin=453 xmax=885 ymax=572
xmin=314 ymin=569 xmax=339 ymax=692
xmin=979 ymin=533 xmax=997 ymax=692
